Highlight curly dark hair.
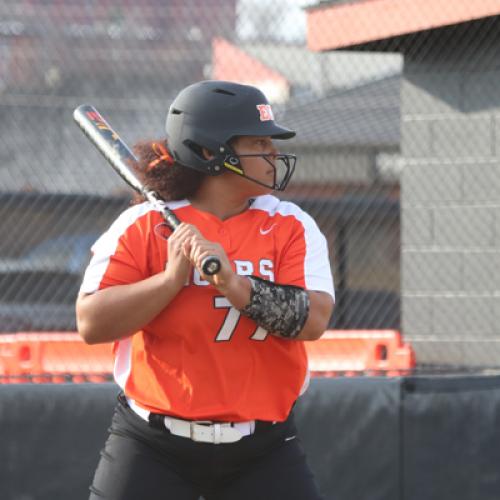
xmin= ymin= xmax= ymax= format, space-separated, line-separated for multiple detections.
xmin=132 ymin=139 xmax=207 ymax=201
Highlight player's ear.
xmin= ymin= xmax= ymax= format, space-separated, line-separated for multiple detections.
xmin=202 ymin=147 xmax=214 ymax=160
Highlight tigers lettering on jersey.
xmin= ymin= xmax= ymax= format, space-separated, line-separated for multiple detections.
xmin=187 ymin=258 xmax=275 ymax=286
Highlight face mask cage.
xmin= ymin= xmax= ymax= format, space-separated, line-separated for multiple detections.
xmin=224 ymin=153 xmax=297 ymax=191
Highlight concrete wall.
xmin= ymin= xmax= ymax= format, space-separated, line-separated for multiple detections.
xmin=401 ymin=25 xmax=500 ymax=366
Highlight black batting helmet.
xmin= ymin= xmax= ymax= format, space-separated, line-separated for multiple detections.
xmin=165 ymin=80 xmax=296 ymax=190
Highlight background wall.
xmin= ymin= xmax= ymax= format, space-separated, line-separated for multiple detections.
xmin=400 ymin=18 xmax=500 ymax=367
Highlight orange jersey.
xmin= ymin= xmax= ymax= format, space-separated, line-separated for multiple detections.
xmin=80 ymin=194 xmax=334 ymax=422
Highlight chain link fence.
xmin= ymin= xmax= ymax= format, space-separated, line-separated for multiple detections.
xmin=0 ymin=0 xmax=499 ymax=374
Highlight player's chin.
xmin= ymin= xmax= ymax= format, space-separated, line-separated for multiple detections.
xmin=251 ymin=182 xmax=273 ymax=197
xmin=238 ymin=175 xmax=273 ymax=197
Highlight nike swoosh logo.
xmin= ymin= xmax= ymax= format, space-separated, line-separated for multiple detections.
xmin=259 ymin=224 xmax=276 ymax=235
xmin=284 ymin=435 xmax=296 ymax=442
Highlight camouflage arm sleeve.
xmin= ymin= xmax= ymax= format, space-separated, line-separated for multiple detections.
xmin=240 ymin=276 xmax=310 ymax=339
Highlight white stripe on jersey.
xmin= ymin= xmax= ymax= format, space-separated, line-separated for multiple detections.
xmin=250 ymin=195 xmax=335 ymax=301
xmin=160 ymin=198 xmax=191 ymax=211
xmin=79 ymin=202 xmax=156 ymax=294
xmin=114 ymin=336 xmax=133 ymax=390
xmin=299 ymin=367 xmax=311 ymax=396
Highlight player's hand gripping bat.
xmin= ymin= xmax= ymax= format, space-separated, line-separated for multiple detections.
xmin=73 ymin=104 xmax=221 ymax=276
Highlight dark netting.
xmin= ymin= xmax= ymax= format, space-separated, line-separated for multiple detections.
xmin=0 ymin=0 xmax=499 ymax=378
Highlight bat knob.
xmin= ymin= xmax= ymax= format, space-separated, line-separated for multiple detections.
xmin=202 ymin=256 xmax=221 ymax=276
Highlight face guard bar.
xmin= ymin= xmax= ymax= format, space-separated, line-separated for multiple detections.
xmin=223 ymin=153 xmax=297 ymax=192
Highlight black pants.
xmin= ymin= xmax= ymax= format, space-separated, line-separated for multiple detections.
xmin=89 ymin=396 xmax=324 ymax=500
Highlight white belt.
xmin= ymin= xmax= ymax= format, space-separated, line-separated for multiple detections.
xmin=127 ymin=398 xmax=256 ymax=444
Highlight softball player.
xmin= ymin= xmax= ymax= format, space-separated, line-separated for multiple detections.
xmin=77 ymin=80 xmax=335 ymax=500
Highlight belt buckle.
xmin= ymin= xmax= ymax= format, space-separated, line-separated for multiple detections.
xmin=189 ymin=420 xmax=244 ymax=444
xmin=190 ymin=420 xmax=213 ymax=442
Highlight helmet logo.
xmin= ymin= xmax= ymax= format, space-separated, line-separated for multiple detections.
xmin=256 ymin=104 xmax=274 ymax=122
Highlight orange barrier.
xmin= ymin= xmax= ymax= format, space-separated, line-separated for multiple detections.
xmin=0 ymin=330 xmax=416 ymax=383
xmin=305 ymin=330 xmax=416 ymax=377
xmin=0 ymin=332 xmax=113 ymax=383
